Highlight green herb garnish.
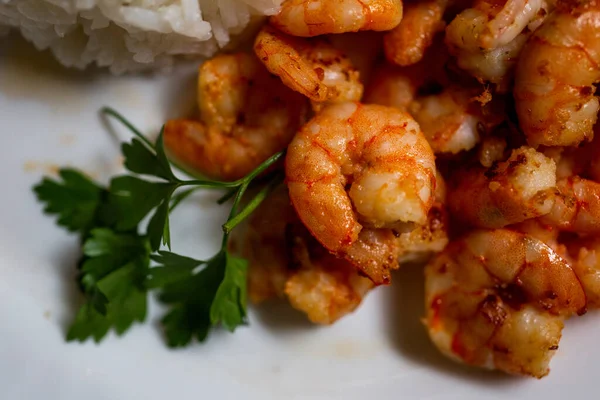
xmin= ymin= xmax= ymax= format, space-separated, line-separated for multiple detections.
xmin=33 ymin=107 xmax=284 ymax=346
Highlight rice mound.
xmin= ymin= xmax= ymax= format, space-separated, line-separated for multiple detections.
xmin=0 ymin=0 xmax=283 ymax=73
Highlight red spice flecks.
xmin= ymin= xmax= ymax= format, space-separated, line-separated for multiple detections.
xmin=430 ymin=295 xmax=443 ymax=330
xmin=451 ymin=332 xmax=469 ymax=360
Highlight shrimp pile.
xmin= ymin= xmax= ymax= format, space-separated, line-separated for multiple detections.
xmin=165 ymin=0 xmax=600 ymax=379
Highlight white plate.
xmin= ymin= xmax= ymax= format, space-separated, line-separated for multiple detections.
xmin=0 ymin=37 xmax=596 ymax=400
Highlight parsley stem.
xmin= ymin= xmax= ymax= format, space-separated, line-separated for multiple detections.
xmin=179 ymin=180 xmax=240 ymax=189
xmin=217 ymin=187 xmax=238 ymax=205
xmin=169 ymin=188 xmax=199 ymax=211
xmin=101 ymin=107 xmax=155 ymax=150
xmin=239 ymin=151 xmax=285 ymax=184
xmin=180 ymin=151 xmax=285 ymax=188
xmin=222 ymin=173 xmax=284 ymax=235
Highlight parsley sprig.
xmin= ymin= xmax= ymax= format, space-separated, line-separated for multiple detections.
xmin=34 ymin=107 xmax=284 ymax=346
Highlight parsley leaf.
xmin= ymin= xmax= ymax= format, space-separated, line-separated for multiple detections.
xmin=35 ymin=107 xmax=287 ymax=348
xmin=150 ymin=250 xmax=248 ymax=346
xmin=68 ymin=229 xmax=150 ymax=342
xmin=67 ymin=264 xmax=147 ymax=342
xmin=107 ymin=176 xmax=176 ymax=233
xmin=147 ymin=251 xmax=204 ymax=288
xmin=121 ymin=131 xmax=177 ymax=182
xmin=33 ymin=169 xmax=105 ymax=235
xmin=151 ymin=252 xmax=218 ymax=347
xmin=210 ymin=253 xmax=248 ymax=331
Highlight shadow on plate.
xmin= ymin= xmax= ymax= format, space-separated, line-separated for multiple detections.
xmin=48 ymin=240 xmax=85 ymax=330
xmin=251 ymin=300 xmax=316 ymax=333
xmin=0 ymin=32 xmax=106 ymax=98
xmin=385 ymin=263 xmax=523 ymax=387
xmin=159 ymin=65 xmax=199 ymax=121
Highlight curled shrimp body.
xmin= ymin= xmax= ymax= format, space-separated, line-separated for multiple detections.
xmin=270 ymin=0 xmax=404 ymax=37
xmin=409 ymin=86 xmax=484 ymax=154
xmin=397 ymin=172 xmax=449 ymax=264
xmin=452 ymin=33 xmax=529 ymax=91
xmin=477 ymin=134 xmax=508 ymax=168
xmin=164 ymin=53 xmax=307 ymax=181
xmin=540 ymin=177 xmax=600 ymax=235
xmin=243 ymin=186 xmax=374 ymax=323
xmin=244 ymin=186 xmax=297 ymax=304
xmin=284 ymin=223 xmax=375 ymax=324
xmin=363 ymin=63 xmax=424 ymax=111
xmin=446 ymin=0 xmax=548 ymax=51
xmin=448 ymin=147 xmax=557 ymax=228
xmin=254 ymin=25 xmax=363 ymax=110
xmin=446 ymin=0 xmax=552 ymax=90
xmin=566 ymin=237 xmax=600 ymax=309
xmin=509 ymin=218 xmax=560 ymax=250
xmin=286 ymin=102 xmax=436 ymax=284
xmin=586 ymin=133 xmax=600 ymax=182
xmin=328 ymin=31 xmax=385 ymax=87
xmin=425 ymin=229 xmax=586 ymax=378
xmin=365 ymin=41 xmax=450 ymax=110
xmin=514 ymin=2 xmax=600 ymax=147
xmin=383 ymin=0 xmax=447 ymax=67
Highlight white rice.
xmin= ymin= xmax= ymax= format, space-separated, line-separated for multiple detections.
xmin=0 ymin=0 xmax=283 ymax=73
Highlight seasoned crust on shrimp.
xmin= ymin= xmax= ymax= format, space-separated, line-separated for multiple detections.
xmin=164 ymin=53 xmax=307 ymax=181
xmin=243 ymin=186 xmax=374 ymax=323
xmin=285 ymin=223 xmax=375 ymax=324
xmin=540 ymin=177 xmax=600 ymax=234
xmin=425 ymin=229 xmax=586 ymax=378
xmin=254 ymin=25 xmax=363 ymax=110
xmin=383 ymin=0 xmax=447 ymax=67
xmin=409 ymin=86 xmax=486 ymax=155
xmin=270 ymin=0 xmax=404 ymax=37
xmin=566 ymin=236 xmax=600 ymax=309
xmin=244 ymin=186 xmax=298 ymax=303
xmin=446 ymin=0 xmax=550 ymax=51
xmin=286 ymin=102 xmax=436 ymax=284
xmin=365 ymin=39 xmax=450 ymax=111
xmin=448 ymin=147 xmax=557 ymax=228
xmin=514 ymin=2 xmax=600 ymax=147
xmin=446 ymin=0 xmax=554 ymax=90
xmin=397 ymin=171 xmax=449 ymax=264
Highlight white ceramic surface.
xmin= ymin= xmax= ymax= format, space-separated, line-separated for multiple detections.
xmin=0 ymin=37 xmax=597 ymax=400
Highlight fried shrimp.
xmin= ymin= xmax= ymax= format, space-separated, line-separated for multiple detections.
xmin=446 ymin=0 xmax=549 ymax=51
xmin=363 ymin=63 xmax=424 ymax=111
xmin=286 ymin=102 xmax=436 ymax=284
xmin=397 ymin=172 xmax=449 ymax=264
xmin=540 ymin=177 xmax=600 ymax=235
xmin=446 ymin=0 xmax=553 ymax=90
xmin=409 ymin=86 xmax=484 ymax=154
xmin=566 ymin=237 xmax=600 ymax=309
xmin=243 ymin=186 xmax=374 ymax=323
xmin=254 ymin=25 xmax=363 ymax=110
xmin=284 ymin=223 xmax=375 ymax=324
xmin=477 ymin=134 xmax=507 ymax=168
xmin=164 ymin=53 xmax=307 ymax=181
xmin=244 ymin=186 xmax=298 ymax=303
xmin=424 ymin=229 xmax=586 ymax=378
xmin=514 ymin=1 xmax=600 ymax=147
xmin=364 ymin=40 xmax=450 ymax=110
xmin=452 ymin=33 xmax=530 ymax=91
xmin=383 ymin=0 xmax=447 ymax=66
xmin=448 ymin=147 xmax=557 ymax=228
xmin=270 ymin=0 xmax=404 ymax=37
